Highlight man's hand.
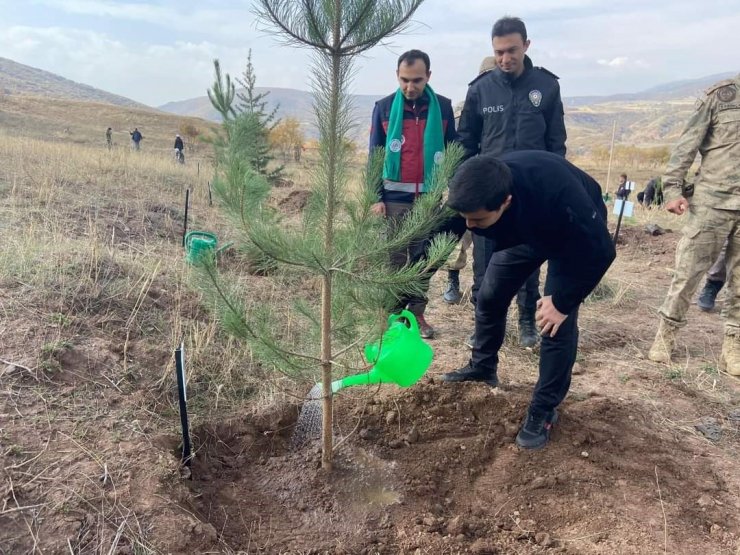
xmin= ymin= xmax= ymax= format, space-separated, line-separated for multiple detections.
xmin=666 ymin=197 xmax=689 ymax=215
xmin=535 ymin=296 xmax=568 ymax=337
xmin=371 ymin=202 xmax=386 ymax=216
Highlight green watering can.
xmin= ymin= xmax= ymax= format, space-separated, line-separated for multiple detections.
xmin=331 ymin=310 xmax=434 ymax=393
xmin=185 ymin=231 xmax=231 ymax=265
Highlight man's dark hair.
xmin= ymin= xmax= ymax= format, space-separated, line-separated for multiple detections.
xmin=448 ymin=156 xmax=512 ymax=212
xmin=620 ymin=173 xmax=627 ymax=179
xmin=492 ymin=16 xmax=528 ymax=41
xmin=397 ymin=49 xmax=431 ymax=72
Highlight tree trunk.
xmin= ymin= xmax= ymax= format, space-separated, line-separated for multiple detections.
xmin=320 ymin=0 xmax=344 ymax=472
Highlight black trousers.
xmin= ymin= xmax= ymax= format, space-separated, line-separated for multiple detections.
xmin=472 ymin=244 xmax=579 ymax=414
xmin=472 ymin=235 xmax=541 ymax=313
xmin=386 ymin=201 xmax=434 ymax=316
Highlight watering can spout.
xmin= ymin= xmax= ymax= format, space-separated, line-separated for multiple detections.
xmin=337 ymin=371 xmax=382 ymax=390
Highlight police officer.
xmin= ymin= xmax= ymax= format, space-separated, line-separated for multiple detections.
xmin=457 ymin=16 xmax=567 ymax=350
xmin=648 ymin=73 xmax=740 ymax=379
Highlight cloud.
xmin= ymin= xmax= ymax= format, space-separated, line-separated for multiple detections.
xmin=0 ymin=25 xmax=254 ymax=105
xmin=597 ymin=57 xmax=649 ymax=69
xmin=1 ymin=0 xmax=738 ymax=105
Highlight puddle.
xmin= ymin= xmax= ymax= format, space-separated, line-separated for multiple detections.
xmin=361 ymin=486 xmax=401 ymax=506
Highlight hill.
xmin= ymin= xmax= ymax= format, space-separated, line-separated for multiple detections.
xmin=161 ymin=86 xmax=382 ymax=142
xmin=161 ymin=71 xmax=738 ymax=150
xmin=0 ymin=56 xmax=146 ymax=108
xmin=1 ymin=104 xmax=739 ymax=554
xmin=564 ymin=71 xmax=737 ymax=107
xmin=0 ymin=93 xmax=217 ymax=153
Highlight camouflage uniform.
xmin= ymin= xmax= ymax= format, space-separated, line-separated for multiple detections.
xmin=649 ymin=74 xmax=740 ymax=376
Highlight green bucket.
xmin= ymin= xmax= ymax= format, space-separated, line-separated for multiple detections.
xmin=185 ymin=231 xmax=218 ymax=265
xmin=332 ymin=310 xmax=433 ymax=392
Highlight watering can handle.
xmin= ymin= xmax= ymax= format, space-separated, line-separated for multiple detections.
xmin=387 ymin=309 xmax=419 ymax=335
xmin=185 ymin=231 xmax=215 ymax=245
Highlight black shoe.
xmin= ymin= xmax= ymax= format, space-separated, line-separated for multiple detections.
xmin=518 ymin=312 xmax=539 ymax=348
xmin=441 ymin=364 xmax=498 ymax=387
xmin=697 ymin=280 xmax=724 ymax=312
xmin=515 ymin=409 xmax=558 ymax=449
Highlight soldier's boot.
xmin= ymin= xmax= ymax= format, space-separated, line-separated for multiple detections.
xmin=518 ymin=309 xmax=539 ymax=348
xmin=697 ymin=279 xmax=724 ymax=312
xmin=443 ymin=270 xmax=462 ymax=304
xmin=648 ymin=319 xmax=678 ymax=363
xmin=719 ymin=331 xmax=740 ymax=378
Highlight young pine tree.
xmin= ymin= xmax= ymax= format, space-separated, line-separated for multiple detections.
xmin=201 ymin=0 xmax=460 ymax=471
xmin=208 ymin=56 xmax=283 ymax=182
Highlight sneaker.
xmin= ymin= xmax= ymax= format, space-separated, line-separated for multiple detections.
xmin=515 ymin=409 xmax=558 ymax=449
xmin=416 ymin=314 xmax=435 ymax=339
xmin=441 ymin=363 xmax=498 ymax=387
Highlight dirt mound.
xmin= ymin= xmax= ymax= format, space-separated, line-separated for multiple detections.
xmin=188 ymin=381 xmax=739 ymax=554
xmin=278 ymin=189 xmax=312 ymax=214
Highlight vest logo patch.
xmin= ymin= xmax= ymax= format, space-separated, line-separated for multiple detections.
xmin=529 ymin=89 xmax=542 ymax=107
xmin=389 ymin=138 xmax=403 ymax=152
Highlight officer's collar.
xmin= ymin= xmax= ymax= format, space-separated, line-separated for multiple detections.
xmin=495 ymin=55 xmax=534 ymax=84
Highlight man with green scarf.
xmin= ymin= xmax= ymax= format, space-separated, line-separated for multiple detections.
xmin=369 ymin=49 xmax=459 ymax=339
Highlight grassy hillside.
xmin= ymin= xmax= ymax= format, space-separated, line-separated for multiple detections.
xmin=0 ymin=56 xmax=147 ymax=108
xmin=0 ymin=89 xmax=739 ymax=553
xmin=0 ymin=94 xmax=218 ymax=155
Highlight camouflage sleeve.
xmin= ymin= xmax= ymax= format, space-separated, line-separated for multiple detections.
xmin=662 ymin=95 xmax=713 ymax=203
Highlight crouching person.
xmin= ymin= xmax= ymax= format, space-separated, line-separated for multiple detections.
xmin=442 ymin=152 xmax=616 ymax=448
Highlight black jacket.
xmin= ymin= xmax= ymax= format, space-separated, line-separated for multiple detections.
xmin=458 ymin=56 xmax=566 ymax=159
xmin=174 ymin=136 xmax=184 ymax=151
xmin=470 ymin=151 xmax=614 ymax=314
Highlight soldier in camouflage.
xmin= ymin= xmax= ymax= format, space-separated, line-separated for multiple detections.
xmin=648 ymin=73 xmax=740 ymax=379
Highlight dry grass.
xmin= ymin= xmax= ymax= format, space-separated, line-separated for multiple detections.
xmin=1 ymin=97 xmax=738 ymax=552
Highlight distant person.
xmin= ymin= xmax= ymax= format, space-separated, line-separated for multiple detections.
xmin=615 ymin=173 xmax=631 ymax=200
xmin=130 ymin=128 xmax=143 ymax=151
xmin=647 ymin=72 xmax=740 ymax=380
xmin=637 ymin=177 xmax=659 ymax=207
xmin=457 ymin=16 xmax=567 ymax=349
xmin=368 ymin=49 xmax=459 ymax=339
xmin=174 ymin=134 xmax=185 ymax=163
xmin=105 ymin=127 xmax=113 ymax=149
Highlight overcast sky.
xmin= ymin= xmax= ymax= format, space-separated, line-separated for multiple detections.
xmin=1 ymin=0 xmax=739 ymax=107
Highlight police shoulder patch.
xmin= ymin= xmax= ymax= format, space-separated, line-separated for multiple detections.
xmin=535 ymin=66 xmax=560 ymax=80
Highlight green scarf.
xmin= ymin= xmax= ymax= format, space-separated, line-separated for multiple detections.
xmin=383 ymin=85 xmax=444 ymax=190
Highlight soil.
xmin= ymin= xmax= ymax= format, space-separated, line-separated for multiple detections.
xmin=2 ymin=191 xmax=739 ymax=554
